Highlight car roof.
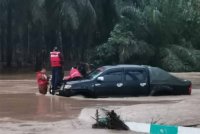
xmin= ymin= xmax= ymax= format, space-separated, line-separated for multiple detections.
xmin=101 ymin=64 xmax=148 ymax=70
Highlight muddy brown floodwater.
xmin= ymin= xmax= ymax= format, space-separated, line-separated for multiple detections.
xmin=0 ymin=73 xmax=200 ymax=134
xmin=0 ymin=80 xmax=176 ymax=122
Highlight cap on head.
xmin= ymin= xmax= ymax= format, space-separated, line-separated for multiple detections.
xmin=53 ymin=46 xmax=58 ymax=51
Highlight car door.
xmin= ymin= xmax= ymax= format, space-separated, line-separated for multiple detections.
xmin=123 ymin=68 xmax=148 ymax=96
xmin=93 ymin=68 xmax=123 ymax=97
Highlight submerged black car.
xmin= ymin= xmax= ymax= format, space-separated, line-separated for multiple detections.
xmin=59 ymin=65 xmax=192 ymax=97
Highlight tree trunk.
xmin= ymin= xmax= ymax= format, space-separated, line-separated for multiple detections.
xmin=27 ymin=23 xmax=30 ymax=57
xmin=6 ymin=1 xmax=13 ymax=67
xmin=57 ymin=18 xmax=63 ymax=52
xmin=0 ymin=24 xmax=5 ymax=62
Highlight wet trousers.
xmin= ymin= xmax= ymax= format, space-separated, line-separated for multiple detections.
xmin=51 ymin=67 xmax=62 ymax=91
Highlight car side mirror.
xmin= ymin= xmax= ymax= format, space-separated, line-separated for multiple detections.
xmin=97 ymin=76 xmax=104 ymax=82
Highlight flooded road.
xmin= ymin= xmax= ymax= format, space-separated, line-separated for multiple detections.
xmin=0 ymin=73 xmax=200 ymax=133
xmin=0 ymin=81 xmax=176 ymax=122
xmin=0 ymin=78 xmax=147 ymax=133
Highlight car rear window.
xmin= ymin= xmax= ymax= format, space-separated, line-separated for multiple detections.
xmin=125 ymin=70 xmax=146 ymax=82
xmin=149 ymin=67 xmax=181 ymax=84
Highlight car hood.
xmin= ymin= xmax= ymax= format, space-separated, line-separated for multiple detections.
xmin=66 ymin=79 xmax=92 ymax=85
xmin=64 ymin=79 xmax=94 ymax=90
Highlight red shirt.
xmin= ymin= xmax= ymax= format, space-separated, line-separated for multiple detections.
xmin=50 ymin=51 xmax=62 ymax=67
xmin=64 ymin=68 xmax=82 ymax=80
xmin=36 ymin=72 xmax=48 ymax=89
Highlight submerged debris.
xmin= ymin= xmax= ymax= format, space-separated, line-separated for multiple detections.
xmin=92 ymin=109 xmax=129 ymax=130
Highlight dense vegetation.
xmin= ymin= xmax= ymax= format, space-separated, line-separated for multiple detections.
xmin=95 ymin=0 xmax=200 ymax=71
xmin=0 ymin=0 xmax=117 ymax=71
xmin=0 ymin=0 xmax=200 ymax=72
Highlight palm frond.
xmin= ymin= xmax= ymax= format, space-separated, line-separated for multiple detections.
xmin=160 ymin=45 xmax=200 ymax=71
xmin=118 ymin=40 xmax=154 ymax=64
xmin=160 ymin=47 xmax=188 ymax=71
xmin=61 ymin=0 xmax=96 ymax=30
xmin=31 ymin=0 xmax=46 ymax=23
xmin=61 ymin=1 xmax=80 ymax=30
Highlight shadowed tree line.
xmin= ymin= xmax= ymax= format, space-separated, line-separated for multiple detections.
xmin=1 ymin=0 xmax=200 ymax=72
xmin=0 ymin=0 xmax=118 ymax=71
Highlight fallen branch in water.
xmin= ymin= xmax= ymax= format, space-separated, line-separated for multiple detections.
xmin=92 ymin=109 xmax=129 ymax=130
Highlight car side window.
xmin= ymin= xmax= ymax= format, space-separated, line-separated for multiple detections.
xmin=103 ymin=71 xmax=122 ymax=82
xmin=125 ymin=70 xmax=146 ymax=82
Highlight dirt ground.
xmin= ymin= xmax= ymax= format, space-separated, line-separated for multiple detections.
xmin=0 ymin=73 xmax=200 ymax=134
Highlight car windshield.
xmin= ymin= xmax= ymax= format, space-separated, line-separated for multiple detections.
xmin=86 ymin=68 xmax=104 ymax=79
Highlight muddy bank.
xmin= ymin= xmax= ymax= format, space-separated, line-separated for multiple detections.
xmin=0 ymin=120 xmax=140 ymax=134
xmin=79 ymin=103 xmax=200 ymax=128
xmin=79 ymin=91 xmax=200 ymax=127
xmin=0 ymin=73 xmax=35 ymax=80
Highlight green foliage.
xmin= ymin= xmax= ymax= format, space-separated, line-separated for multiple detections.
xmin=1 ymin=0 xmax=200 ymax=71
xmin=94 ymin=0 xmax=200 ymax=71
xmin=93 ymin=43 xmax=118 ymax=66
xmin=160 ymin=45 xmax=200 ymax=71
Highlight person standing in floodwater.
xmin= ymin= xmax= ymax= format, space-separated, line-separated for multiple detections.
xmin=36 ymin=68 xmax=48 ymax=94
xmin=50 ymin=46 xmax=63 ymax=95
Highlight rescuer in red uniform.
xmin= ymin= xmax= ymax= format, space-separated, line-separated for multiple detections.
xmin=63 ymin=66 xmax=83 ymax=81
xmin=50 ymin=46 xmax=63 ymax=95
xmin=36 ymin=68 xmax=48 ymax=94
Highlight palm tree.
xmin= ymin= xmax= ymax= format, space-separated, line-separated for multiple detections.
xmin=0 ymin=0 xmax=14 ymax=67
xmin=95 ymin=0 xmax=200 ymax=71
xmin=0 ymin=0 xmax=120 ymax=70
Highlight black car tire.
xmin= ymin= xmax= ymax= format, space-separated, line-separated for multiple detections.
xmin=149 ymin=89 xmax=156 ymax=96
xmin=83 ymin=91 xmax=96 ymax=98
xmin=64 ymin=89 xmax=72 ymax=97
xmin=149 ymin=87 xmax=173 ymax=96
xmin=59 ymin=90 xmax=65 ymax=96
